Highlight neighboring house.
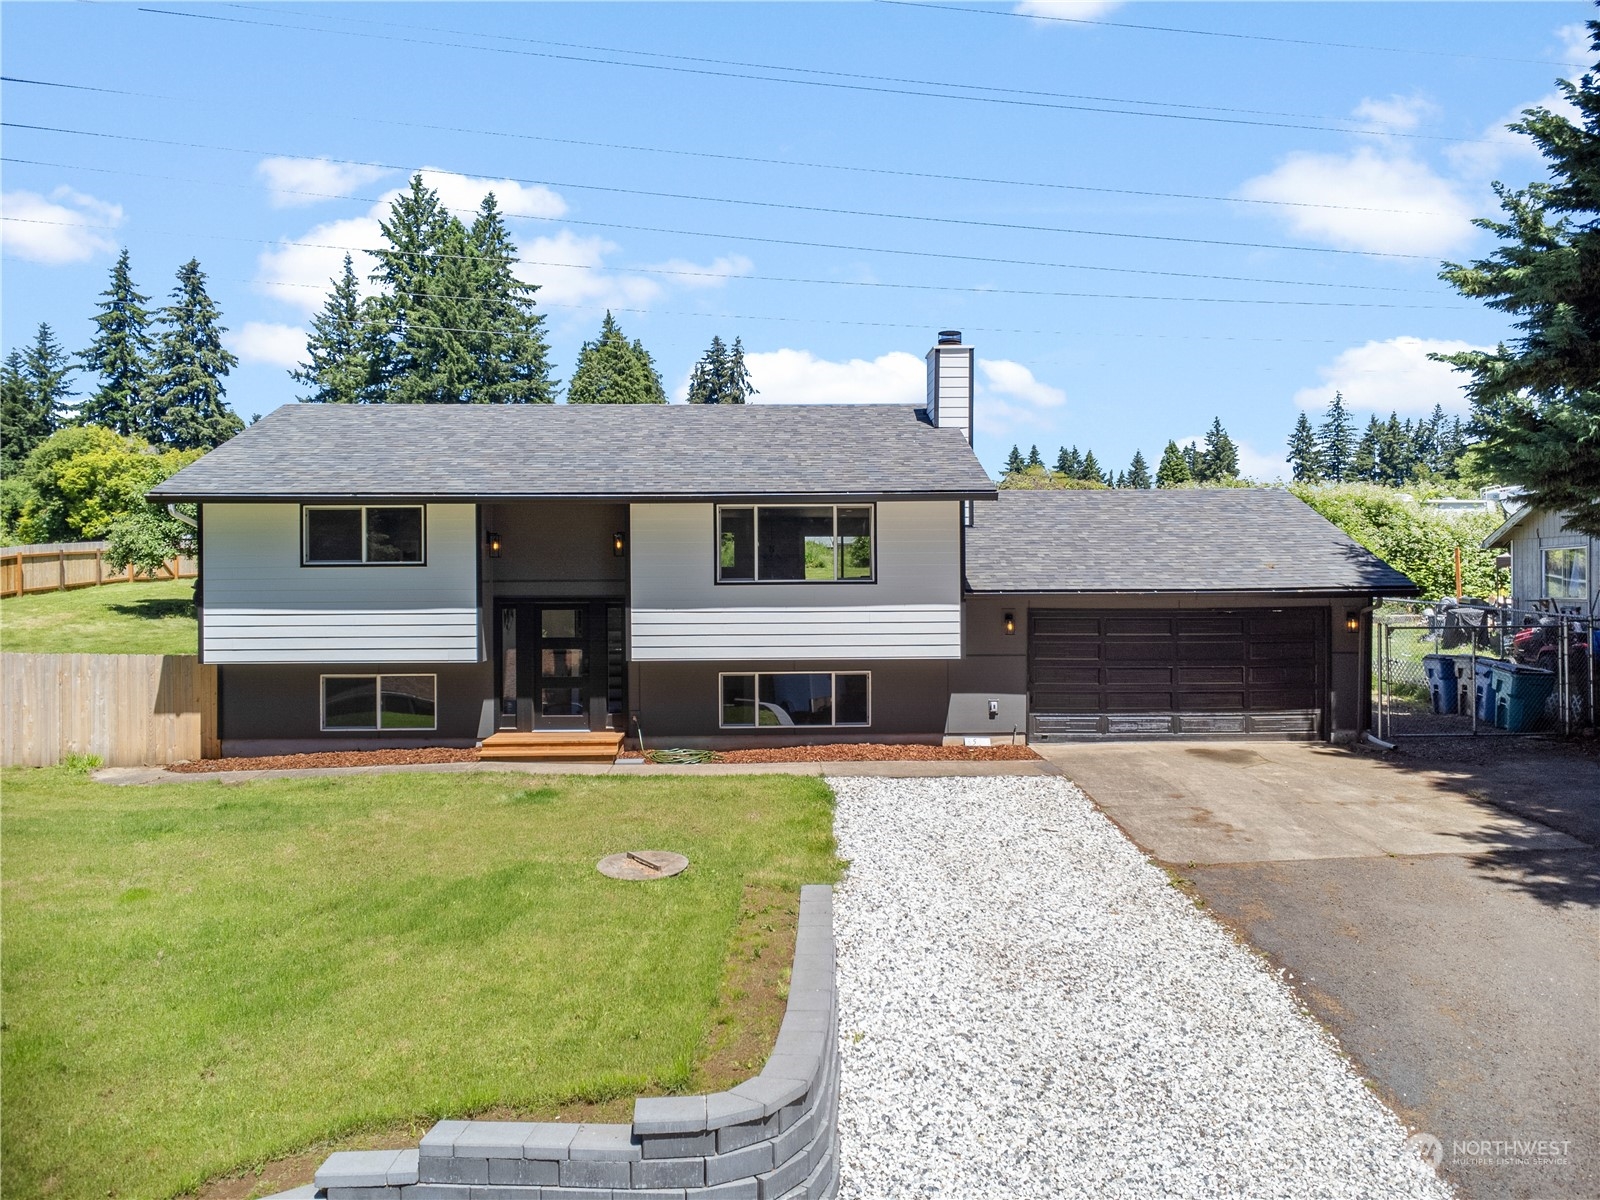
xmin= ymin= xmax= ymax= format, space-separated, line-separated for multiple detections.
xmin=1483 ymin=506 xmax=1598 ymax=613
xmin=149 ymin=333 xmax=1416 ymax=754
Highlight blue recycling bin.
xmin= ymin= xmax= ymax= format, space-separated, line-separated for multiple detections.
xmin=1421 ymin=654 xmax=1461 ymax=715
xmin=1491 ymin=661 xmax=1557 ymax=732
xmin=1474 ymin=659 xmax=1500 ymax=723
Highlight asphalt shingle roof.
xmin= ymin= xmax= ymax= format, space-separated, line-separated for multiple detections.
xmin=148 ymin=403 xmax=997 ymax=502
xmin=964 ymin=488 xmax=1417 ymax=594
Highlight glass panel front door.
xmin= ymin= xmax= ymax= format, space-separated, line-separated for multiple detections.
xmin=496 ymin=601 xmax=622 ymax=730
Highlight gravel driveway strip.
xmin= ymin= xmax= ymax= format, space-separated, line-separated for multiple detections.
xmin=830 ymin=777 xmax=1452 ymax=1199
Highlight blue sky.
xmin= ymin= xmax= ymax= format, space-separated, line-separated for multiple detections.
xmin=1 ymin=1 xmax=1590 ymax=478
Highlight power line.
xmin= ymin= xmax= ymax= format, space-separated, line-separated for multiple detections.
xmin=2 ymin=121 xmax=1439 ymax=262
xmin=0 ymin=215 xmax=1461 ymax=311
xmin=1 ymin=154 xmax=1442 ymax=295
xmin=881 ymin=1 xmax=1590 ymax=70
xmin=217 ymin=1 xmax=1417 ymax=130
xmin=135 ymin=5 xmax=1472 ymax=144
xmin=0 ymin=75 xmax=1446 ymax=217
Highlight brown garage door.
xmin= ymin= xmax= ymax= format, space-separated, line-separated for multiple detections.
xmin=1029 ymin=608 xmax=1326 ymax=739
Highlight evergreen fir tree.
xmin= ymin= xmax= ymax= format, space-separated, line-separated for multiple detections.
xmin=1126 ymin=449 xmax=1152 ymax=489
xmin=1181 ymin=441 xmax=1200 ymax=479
xmin=1113 ymin=470 xmax=1128 ymax=488
xmin=294 ymin=255 xmax=377 ymax=404
xmin=1197 ymin=416 xmax=1240 ymax=481
xmin=79 ymin=249 xmax=153 ymax=435
xmin=1318 ymin=392 xmax=1356 ymax=483
xmin=148 ymin=260 xmax=243 ymax=449
xmin=367 ymin=174 xmax=477 ymax=404
xmin=1004 ymin=444 xmax=1026 ymax=475
xmin=1382 ymin=413 xmax=1415 ymax=485
xmin=1079 ymin=448 xmax=1101 ymax=481
xmin=1287 ymin=411 xmax=1323 ymax=483
xmin=1351 ymin=415 xmax=1383 ymax=482
xmin=465 ymin=194 xmax=554 ymax=403
xmin=1434 ymin=24 xmax=1600 ymax=533
xmin=21 ymin=323 xmax=76 ymax=430
xmin=1156 ymin=440 xmax=1193 ymax=488
xmin=1 ymin=348 xmax=54 ymax=474
xmin=566 ymin=312 xmax=667 ymax=404
xmin=1055 ymin=445 xmax=1084 ymax=477
xmin=1027 ymin=444 xmax=1044 ymax=470
xmin=687 ymin=335 xmax=757 ymax=403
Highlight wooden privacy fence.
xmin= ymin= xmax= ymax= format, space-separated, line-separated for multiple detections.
xmin=0 ymin=543 xmax=197 ymax=598
xmin=1 ymin=654 xmax=218 ymax=767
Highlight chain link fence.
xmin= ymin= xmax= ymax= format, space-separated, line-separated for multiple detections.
xmin=1374 ymin=599 xmax=1595 ymax=740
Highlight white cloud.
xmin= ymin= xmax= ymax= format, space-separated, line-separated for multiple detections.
xmin=513 ymin=229 xmax=663 ymax=311
xmin=643 ymin=254 xmax=754 ymax=290
xmin=1557 ymin=22 xmax=1593 ymax=81
xmin=257 ymin=158 xmax=391 ymax=208
xmin=745 ymin=349 xmax=925 ymax=406
xmin=1238 ymin=146 xmax=1477 ymax=256
xmin=1351 ymin=94 xmax=1437 ymax=133
xmin=974 ymin=358 xmax=1067 ymax=436
xmin=230 ymin=322 xmax=305 ymax=369
xmin=1293 ymin=336 xmax=1489 ymax=417
xmin=406 ymin=167 xmax=567 ymax=223
xmin=257 ymin=213 xmax=384 ymax=314
xmin=1014 ymin=0 xmax=1124 ymax=18
xmin=1 ymin=186 xmax=122 ymax=264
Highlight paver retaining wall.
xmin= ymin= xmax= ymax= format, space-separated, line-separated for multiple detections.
xmin=297 ymin=884 xmax=839 ymax=1200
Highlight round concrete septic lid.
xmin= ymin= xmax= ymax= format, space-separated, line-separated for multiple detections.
xmin=597 ymin=850 xmax=689 ymax=881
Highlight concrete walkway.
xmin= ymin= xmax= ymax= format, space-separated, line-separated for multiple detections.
xmin=1037 ymin=740 xmax=1600 ymax=1200
xmin=94 ymin=758 xmax=1059 ymax=786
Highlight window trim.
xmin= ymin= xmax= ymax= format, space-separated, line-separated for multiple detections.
xmin=302 ymin=504 xmax=428 ymax=567
xmin=319 ymin=673 xmax=438 ymax=732
xmin=717 ymin=671 xmax=872 ymax=729
xmin=714 ymin=503 xmax=875 ymax=584
xmin=1542 ymin=545 xmax=1589 ymax=600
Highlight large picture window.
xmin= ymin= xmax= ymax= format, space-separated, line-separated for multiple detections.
xmin=719 ymin=672 xmax=871 ymax=728
xmin=1543 ymin=547 xmax=1588 ymax=599
xmin=304 ymin=506 xmax=424 ymax=565
xmin=717 ymin=505 xmax=873 ymax=582
xmin=321 ymin=674 xmax=437 ymax=731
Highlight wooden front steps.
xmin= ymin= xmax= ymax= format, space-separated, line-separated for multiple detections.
xmin=479 ymin=730 xmax=625 ymax=763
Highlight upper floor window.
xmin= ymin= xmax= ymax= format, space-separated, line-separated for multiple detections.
xmin=303 ymin=505 xmax=424 ymax=565
xmin=717 ymin=504 xmax=873 ymax=582
xmin=1543 ymin=546 xmax=1588 ymax=599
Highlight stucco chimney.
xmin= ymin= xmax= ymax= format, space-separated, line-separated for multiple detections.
xmin=926 ymin=330 xmax=973 ymax=444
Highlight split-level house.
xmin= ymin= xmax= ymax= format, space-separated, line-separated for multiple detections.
xmin=149 ymin=333 xmax=1416 ymax=757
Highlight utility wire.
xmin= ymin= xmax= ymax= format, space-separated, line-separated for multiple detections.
xmin=881 ymin=0 xmax=1591 ymax=70
xmin=0 ymin=75 xmax=1445 ymax=217
xmin=135 ymin=5 xmax=1473 ymax=144
xmin=217 ymin=1 xmax=1413 ymax=129
xmin=0 ymin=215 xmax=1460 ymax=310
xmin=1 ymin=155 xmax=1442 ymax=296
xmin=1 ymin=121 xmax=1438 ymax=261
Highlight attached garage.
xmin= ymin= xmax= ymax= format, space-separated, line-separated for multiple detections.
xmin=960 ymin=489 xmax=1418 ymax=742
xmin=1028 ymin=607 xmax=1326 ymax=739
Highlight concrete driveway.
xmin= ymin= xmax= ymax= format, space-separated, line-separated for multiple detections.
xmin=1035 ymin=740 xmax=1600 ymax=1200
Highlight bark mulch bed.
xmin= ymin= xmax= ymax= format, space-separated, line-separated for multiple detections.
xmin=713 ymin=743 xmax=1040 ymax=763
xmin=167 ymin=742 xmax=1040 ymax=773
xmin=168 ymin=747 xmax=479 ymax=773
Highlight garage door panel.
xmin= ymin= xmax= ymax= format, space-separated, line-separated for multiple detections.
xmin=1030 ymin=607 xmax=1325 ymax=740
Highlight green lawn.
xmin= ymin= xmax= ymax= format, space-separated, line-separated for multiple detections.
xmin=0 ymin=769 xmax=841 ymax=1200
xmin=0 ymin=579 xmax=198 ymax=655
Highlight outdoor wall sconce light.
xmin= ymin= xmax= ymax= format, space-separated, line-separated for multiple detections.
xmin=485 ymin=531 xmax=502 ymax=558
xmin=1345 ymin=611 xmax=1360 ymax=632
xmin=1003 ymin=610 xmax=1016 ymax=635
xmin=613 ymin=531 xmax=627 ymax=557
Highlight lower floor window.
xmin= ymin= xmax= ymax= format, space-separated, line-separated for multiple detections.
xmin=720 ymin=672 xmax=870 ymax=728
xmin=322 ymin=674 xmax=437 ymax=731
xmin=1543 ymin=547 xmax=1588 ymax=599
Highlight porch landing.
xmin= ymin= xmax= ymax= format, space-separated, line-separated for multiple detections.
xmin=478 ymin=731 xmax=625 ymax=763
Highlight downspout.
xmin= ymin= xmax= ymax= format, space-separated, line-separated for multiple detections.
xmin=167 ymin=504 xmax=197 ymax=529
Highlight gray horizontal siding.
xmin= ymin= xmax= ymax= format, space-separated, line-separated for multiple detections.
xmin=629 ymin=501 xmax=961 ymax=660
xmin=201 ymin=503 xmax=479 ymax=664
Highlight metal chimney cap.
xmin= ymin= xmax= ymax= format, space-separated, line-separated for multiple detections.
xmin=937 ymin=329 xmax=963 ymax=345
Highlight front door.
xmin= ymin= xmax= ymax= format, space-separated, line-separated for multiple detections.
xmin=496 ymin=601 xmax=625 ymax=731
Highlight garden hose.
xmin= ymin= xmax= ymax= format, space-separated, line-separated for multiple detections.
xmin=647 ymin=747 xmax=720 ymax=764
